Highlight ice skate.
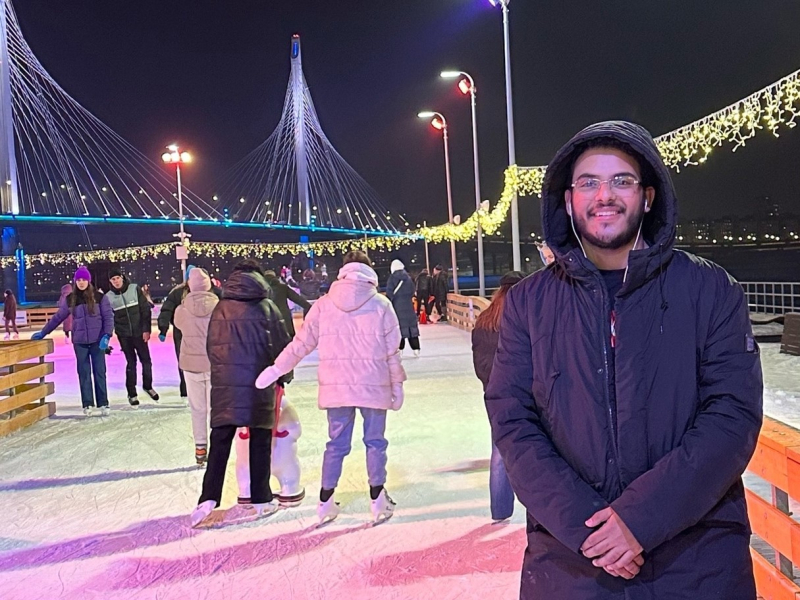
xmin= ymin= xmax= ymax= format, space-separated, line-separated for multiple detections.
xmin=317 ymin=496 xmax=340 ymax=525
xmin=145 ymin=389 xmax=160 ymax=402
xmin=413 ymin=349 xmax=420 ymax=358
xmin=127 ymin=396 xmax=139 ymax=408
xmin=100 ymin=406 xmax=111 ymax=417
xmin=190 ymin=500 xmax=216 ymax=528
xmin=370 ymin=489 xmax=396 ymax=524
xmin=12 ymin=333 xmax=18 ymax=340
xmin=220 ymin=501 xmax=280 ymax=526
xmin=195 ymin=445 xmax=207 ymax=466
xmin=275 ymin=488 xmax=305 ymax=508
xmin=82 ymin=406 xmax=93 ymax=417
xmin=3 ymin=334 xmax=8 ymax=340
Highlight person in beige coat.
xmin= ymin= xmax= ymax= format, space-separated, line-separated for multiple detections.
xmin=256 ymin=250 xmax=406 ymax=525
xmin=174 ymin=267 xmax=219 ymax=465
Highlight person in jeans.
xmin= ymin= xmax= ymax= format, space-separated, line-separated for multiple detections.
xmin=190 ymin=262 xmax=292 ymax=528
xmin=106 ymin=267 xmax=158 ymax=406
xmin=33 ymin=267 xmax=114 ymax=416
xmin=174 ymin=267 xmax=219 ymax=465
xmin=256 ymin=250 xmax=406 ymax=525
xmin=471 ymin=271 xmax=525 ymax=522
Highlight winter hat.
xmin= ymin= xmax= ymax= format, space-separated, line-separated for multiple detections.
xmin=184 ymin=264 xmax=196 ymax=282
xmin=74 ymin=266 xmax=92 ymax=282
xmin=108 ymin=266 xmax=122 ymax=279
xmin=499 ymin=271 xmax=525 ymax=288
xmin=390 ymin=259 xmax=405 ymax=273
xmin=188 ymin=267 xmax=211 ymax=292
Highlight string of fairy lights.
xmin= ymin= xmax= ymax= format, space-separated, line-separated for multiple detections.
xmin=4 ymin=67 xmax=800 ymax=267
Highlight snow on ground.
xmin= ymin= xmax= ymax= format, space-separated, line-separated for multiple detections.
xmin=0 ymin=326 xmax=798 ymax=600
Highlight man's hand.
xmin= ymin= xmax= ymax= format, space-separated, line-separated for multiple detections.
xmin=143 ymin=332 xmax=151 ymax=342
xmin=581 ymin=507 xmax=644 ymax=579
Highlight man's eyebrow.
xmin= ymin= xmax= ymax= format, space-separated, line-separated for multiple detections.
xmin=573 ymin=171 xmax=639 ymax=180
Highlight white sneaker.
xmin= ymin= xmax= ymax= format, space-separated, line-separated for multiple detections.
xmin=12 ymin=333 xmax=18 ymax=340
xmin=190 ymin=500 xmax=216 ymax=528
xmin=413 ymin=349 xmax=420 ymax=358
xmin=82 ymin=407 xmax=93 ymax=417
xmin=371 ymin=489 xmax=396 ymax=523
xmin=318 ymin=496 xmax=340 ymax=524
xmin=3 ymin=334 xmax=8 ymax=341
xmin=100 ymin=406 xmax=111 ymax=417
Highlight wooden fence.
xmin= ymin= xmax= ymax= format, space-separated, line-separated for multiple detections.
xmin=446 ymin=293 xmax=492 ymax=332
xmin=0 ymin=339 xmax=55 ymax=437
xmin=747 ymin=415 xmax=800 ymax=599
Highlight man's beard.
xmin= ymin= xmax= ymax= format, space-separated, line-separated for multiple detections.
xmin=573 ymin=202 xmax=644 ymax=251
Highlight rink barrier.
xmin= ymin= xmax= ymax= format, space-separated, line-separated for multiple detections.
xmin=780 ymin=313 xmax=800 ymax=356
xmin=0 ymin=339 xmax=55 ymax=437
xmin=446 ymin=294 xmax=491 ymax=332
xmin=747 ymin=415 xmax=800 ymax=599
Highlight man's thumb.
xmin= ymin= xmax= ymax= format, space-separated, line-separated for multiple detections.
xmin=585 ymin=508 xmax=611 ymax=527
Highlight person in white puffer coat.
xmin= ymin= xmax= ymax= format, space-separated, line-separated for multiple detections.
xmin=256 ymin=250 xmax=406 ymax=525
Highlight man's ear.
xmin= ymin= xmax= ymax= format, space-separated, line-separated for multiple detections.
xmin=564 ymin=190 xmax=572 ymax=217
xmin=644 ymin=187 xmax=655 ymax=213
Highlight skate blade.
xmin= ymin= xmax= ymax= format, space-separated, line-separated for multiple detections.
xmin=213 ymin=505 xmax=281 ymax=528
xmin=316 ymin=514 xmax=339 ymax=529
xmin=371 ymin=511 xmax=394 ymax=527
xmin=191 ymin=509 xmax=225 ymax=529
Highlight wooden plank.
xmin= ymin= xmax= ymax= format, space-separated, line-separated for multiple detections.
xmin=750 ymin=548 xmax=800 ymax=600
xmin=787 ymin=456 xmax=800 ymax=505
xmin=761 ymin=416 xmax=800 ymax=453
xmin=0 ymin=401 xmax=55 ymax=437
xmin=749 ymin=443 xmax=790 ymax=491
xmin=746 ymin=489 xmax=800 ymax=566
xmin=0 ymin=382 xmax=54 ymax=415
xmin=0 ymin=340 xmax=54 ymax=368
xmin=781 ymin=314 xmax=800 ymax=356
xmin=0 ymin=362 xmax=54 ymax=391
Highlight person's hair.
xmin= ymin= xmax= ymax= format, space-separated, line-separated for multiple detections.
xmin=69 ymin=282 xmax=97 ymax=315
xmin=474 ymin=280 xmax=519 ymax=333
xmin=342 ymin=250 xmax=372 ymax=267
xmin=302 ymin=269 xmax=315 ymax=281
xmin=232 ymin=258 xmax=265 ymax=275
xmin=568 ymin=137 xmax=657 ymax=189
xmin=4 ymin=289 xmax=11 ymax=297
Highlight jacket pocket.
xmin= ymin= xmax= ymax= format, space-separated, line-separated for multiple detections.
xmin=531 ymin=370 xmax=560 ymax=408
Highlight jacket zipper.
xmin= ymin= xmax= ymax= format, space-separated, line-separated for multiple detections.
xmin=597 ymin=280 xmax=623 ymax=481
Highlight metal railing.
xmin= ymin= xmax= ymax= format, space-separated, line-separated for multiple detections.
xmin=740 ymin=282 xmax=800 ymax=315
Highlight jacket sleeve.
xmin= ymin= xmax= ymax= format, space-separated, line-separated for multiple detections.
xmin=157 ymin=287 xmax=179 ymax=334
xmin=386 ymin=273 xmax=397 ymax=301
xmin=471 ymin=328 xmax=492 ymax=390
xmin=138 ymin=286 xmax=152 ymax=333
xmin=100 ymin=295 xmax=114 ymax=337
xmin=286 ymin=286 xmax=312 ymax=316
xmin=383 ymin=303 xmax=406 ymax=384
xmin=611 ymin=276 xmax=763 ymax=553
xmin=485 ymin=287 xmax=608 ymax=554
xmin=40 ymin=300 xmax=70 ymax=336
xmin=173 ymin=305 xmax=186 ymax=333
xmin=270 ymin=301 xmax=321 ymax=376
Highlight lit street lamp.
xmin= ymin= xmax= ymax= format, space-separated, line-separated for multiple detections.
xmin=487 ymin=0 xmax=521 ymax=270
xmin=417 ymin=111 xmax=459 ymax=294
xmin=161 ymin=144 xmax=193 ymax=278
xmin=440 ymin=70 xmax=485 ymax=297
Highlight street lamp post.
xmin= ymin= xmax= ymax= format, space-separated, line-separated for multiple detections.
xmin=441 ymin=71 xmax=485 ymax=297
xmin=417 ymin=111 xmax=459 ymax=294
xmin=488 ymin=0 xmax=521 ymax=270
xmin=161 ymin=144 xmax=193 ymax=279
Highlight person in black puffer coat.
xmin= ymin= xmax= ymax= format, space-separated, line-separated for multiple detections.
xmin=386 ymin=259 xmax=420 ymax=355
xmin=191 ymin=262 xmax=292 ymax=527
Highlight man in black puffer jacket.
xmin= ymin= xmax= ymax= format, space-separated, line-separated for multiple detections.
xmin=190 ymin=263 xmax=292 ymax=527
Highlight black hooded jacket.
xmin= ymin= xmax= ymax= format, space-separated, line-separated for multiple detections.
xmin=207 ymin=271 xmax=292 ymax=429
xmin=486 ymin=122 xmax=763 ymax=599
xmin=105 ymin=278 xmax=151 ymax=338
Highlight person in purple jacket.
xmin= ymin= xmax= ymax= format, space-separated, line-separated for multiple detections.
xmin=33 ymin=266 xmax=114 ymax=417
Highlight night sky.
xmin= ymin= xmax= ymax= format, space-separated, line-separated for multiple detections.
xmin=14 ymin=0 xmax=800 ymax=236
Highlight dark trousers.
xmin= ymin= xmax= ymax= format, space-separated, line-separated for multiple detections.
xmin=118 ymin=335 xmax=153 ymax=397
xmin=200 ymin=426 xmax=273 ymax=506
xmin=433 ymin=296 xmax=447 ymax=321
xmin=173 ymin=329 xmax=187 ymax=397
xmin=74 ymin=342 xmax=108 ymax=408
xmin=399 ymin=337 xmax=420 ymax=351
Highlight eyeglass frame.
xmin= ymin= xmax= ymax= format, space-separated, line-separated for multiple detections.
xmin=570 ymin=175 xmax=642 ymax=195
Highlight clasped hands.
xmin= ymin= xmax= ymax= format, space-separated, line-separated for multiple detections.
xmin=580 ymin=507 xmax=644 ymax=580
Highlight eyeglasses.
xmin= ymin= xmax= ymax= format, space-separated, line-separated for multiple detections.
xmin=571 ymin=175 xmax=640 ymax=195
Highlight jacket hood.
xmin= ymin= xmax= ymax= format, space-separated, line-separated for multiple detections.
xmin=329 ymin=262 xmax=378 ymax=312
xmin=541 ymin=121 xmax=677 ymax=289
xmin=390 ymin=259 xmax=405 ymax=273
xmin=222 ymin=270 xmax=272 ymax=302
xmin=184 ymin=290 xmax=218 ymax=317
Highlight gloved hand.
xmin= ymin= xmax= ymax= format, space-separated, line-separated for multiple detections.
xmin=390 ymin=383 xmax=404 ymax=411
xmin=104 ymin=346 xmax=113 ymax=355
xmin=255 ymin=365 xmax=281 ymax=389
xmin=99 ymin=335 xmax=111 ymax=351
xmin=158 ymin=333 xmax=167 ymax=343
xmin=31 ymin=331 xmax=45 ymax=341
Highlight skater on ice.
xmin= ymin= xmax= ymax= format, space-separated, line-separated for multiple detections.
xmin=486 ymin=121 xmax=763 ymax=599
xmin=2 ymin=289 xmax=19 ymax=340
xmin=256 ymin=250 xmax=406 ymax=525
xmin=386 ymin=259 xmax=421 ymax=357
xmin=190 ymin=260 xmax=292 ymax=528
xmin=173 ymin=267 xmax=219 ymax=465
xmin=32 ymin=267 xmax=114 ymax=417
xmin=106 ymin=267 xmax=159 ymax=407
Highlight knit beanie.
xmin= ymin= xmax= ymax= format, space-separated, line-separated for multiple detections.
xmin=74 ymin=266 xmax=92 ymax=282
xmin=108 ymin=266 xmax=122 ymax=279
xmin=390 ymin=259 xmax=405 ymax=273
xmin=188 ymin=267 xmax=211 ymax=292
